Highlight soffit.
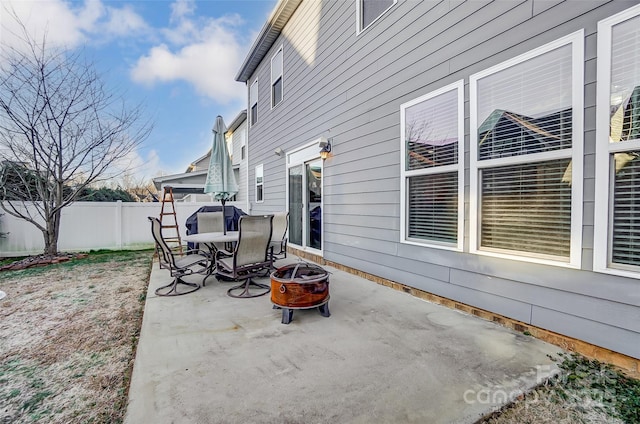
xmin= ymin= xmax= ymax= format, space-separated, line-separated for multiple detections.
xmin=235 ymin=0 xmax=302 ymax=82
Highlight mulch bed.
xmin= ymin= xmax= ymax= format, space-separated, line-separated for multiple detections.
xmin=0 ymin=253 xmax=88 ymax=271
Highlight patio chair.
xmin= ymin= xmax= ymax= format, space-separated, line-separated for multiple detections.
xmin=269 ymin=211 xmax=289 ymax=262
xmin=216 ymin=214 xmax=274 ymax=298
xmin=148 ymin=217 xmax=210 ymax=296
xmin=196 ymin=212 xmax=228 ymax=253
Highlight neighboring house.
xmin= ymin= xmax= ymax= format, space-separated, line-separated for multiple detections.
xmin=153 ymin=150 xmax=211 ymax=202
xmin=236 ymin=0 xmax=640 ymax=363
xmin=226 ymin=110 xmax=250 ymax=213
xmin=153 ymin=111 xmax=249 ymax=210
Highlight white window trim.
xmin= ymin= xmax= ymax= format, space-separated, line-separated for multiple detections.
xmin=356 ymin=0 xmax=397 ymax=35
xmin=594 ymin=4 xmax=640 ymax=278
xmin=469 ymin=30 xmax=584 ymax=268
xmin=250 ymin=79 xmax=258 ymax=127
xmin=255 ymin=164 xmax=264 ymax=203
xmin=400 ymin=80 xmax=465 ymax=251
xmin=271 ymin=45 xmax=283 ymax=109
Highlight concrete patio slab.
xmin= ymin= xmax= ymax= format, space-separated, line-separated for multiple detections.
xmin=125 ymin=257 xmax=561 ymax=424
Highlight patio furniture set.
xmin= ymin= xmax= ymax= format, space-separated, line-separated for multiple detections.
xmin=148 ymin=210 xmax=331 ymax=324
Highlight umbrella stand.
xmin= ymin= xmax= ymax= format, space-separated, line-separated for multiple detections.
xmin=220 ymin=198 xmax=227 ymax=235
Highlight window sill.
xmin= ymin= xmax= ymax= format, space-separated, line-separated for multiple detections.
xmin=470 ymin=248 xmax=580 ymax=269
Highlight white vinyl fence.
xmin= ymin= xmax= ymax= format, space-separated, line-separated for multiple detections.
xmin=0 ymin=201 xmax=243 ymax=257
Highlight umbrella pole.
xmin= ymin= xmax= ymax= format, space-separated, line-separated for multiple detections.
xmin=221 ymin=198 xmax=227 ymax=235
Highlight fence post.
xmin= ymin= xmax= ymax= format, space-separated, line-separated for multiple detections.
xmin=116 ymin=200 xmax=123 ymax=250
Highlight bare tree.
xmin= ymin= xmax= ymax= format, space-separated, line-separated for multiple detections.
xmin=0 ymin=21 xmax=152 ymax=255
xmin=113 ymin=172 xmax=159 ymax=202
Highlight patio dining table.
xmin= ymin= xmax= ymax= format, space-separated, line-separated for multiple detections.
xmin=183 ymin=231 xmax=239 ymax=276
xmin=183 ymin=231 xmax=239 ymax=246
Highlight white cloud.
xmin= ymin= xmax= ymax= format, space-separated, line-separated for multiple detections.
xmin=110 ymin=147 xmax=165 ymax=184
xmin=1 ymin=0 xmax=87 ymax=51
xmin=170 ymin=0 xmax=196 ymax=23
xmin=130 ymin=3 xmax=246 ymax=103
xmin=0 ymin=0 xmax=148 ymax=55
xmin=102 ymin=5 xmax=149 ymax=37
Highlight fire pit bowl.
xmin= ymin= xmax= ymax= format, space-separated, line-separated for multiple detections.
xmin=270 ymin=263 xmax=330 ymax=324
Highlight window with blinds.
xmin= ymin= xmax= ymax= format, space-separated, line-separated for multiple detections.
xmin=470 ymin=32 xmax=582 ymax=264
xmin=271 ymin=46 xmax=283 ymax=108
xmin=255 ymin=164 xmax=264 ymax=202
xmin=358 ymin=0 xmax=395 ymax=33
xmin=595 ymin=5 xmax=640 ymax=276
xmin=401 ymin=81 xmax=464 ymax=249
xmin=250 ymin=79 xmax=258 ymax=126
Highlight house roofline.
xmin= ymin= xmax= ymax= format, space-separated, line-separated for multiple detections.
xmin=153 ymin=169 xmax=208 ymax=184
xmin=227 ymin=110 xmax=247 ymax=132
xmin=185 ymin=152 xmax=211 ymax=173
xmin=235 ymin=0 xmax=302 ymax=82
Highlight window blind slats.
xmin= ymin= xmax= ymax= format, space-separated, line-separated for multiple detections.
xmin=478 ymin=109 xmax=572 ymax=160
xmin=480 ymin=159 xmax=572 ymax=258
xmin=612 ymin=152 xmax=640 ymax=266
xmin=408 ymin=173 xmax=458 ymax=243
xmin=476 ymin=43 xmax=572 ymax=141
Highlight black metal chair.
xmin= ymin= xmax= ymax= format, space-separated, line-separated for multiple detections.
xmin=215 ymin=215 xmax=273 ymax=298
xmin=269 ymin=211 xmax=289 ymax=262
xmin=148 ymin=217 xmax=211 ymax=296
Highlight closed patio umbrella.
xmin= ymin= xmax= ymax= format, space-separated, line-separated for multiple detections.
xmin=204 ymin=115 xmax=238 ymax=234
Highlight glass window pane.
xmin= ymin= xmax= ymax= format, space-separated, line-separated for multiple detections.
xmin=408 ymin=172 xmax=458 ymax=244
xmin=271 ymin=48 xmax=283 ymax=84
xmin=610 ymin=14 xmax=640 ymax=143
xmin=612 ymin=151 xmax=640 ymax=266
xmin=477 ymin=44 xmax=573 ymax=160
xmin=272 ymin=77 xmax=282 ymax=106
xmin=362 ymin=0 xmax=393 ymax=29
xmin=255 ymin=165 xmax=263 ymax=201
xmin=307 ymin=161 xmax=322 ymax=249
xmin=288 ymin=166 xmax=303 ymax=246
xmin=250 ymin=80 xmax=258 ymax=105
xmin=405 ymin=89 xmax=458 ymax=170
xmin=480 ymin=159 xmax=572 ymax=259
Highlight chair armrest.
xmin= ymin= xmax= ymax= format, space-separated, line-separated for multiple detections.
xmin=178 ymin=248 xmax=211 ymax=257
xmin=215 ymin=248 xmax=233 ymax=261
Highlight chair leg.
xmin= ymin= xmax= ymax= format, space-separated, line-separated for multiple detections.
xmin=155 ymin=277 xmax=200 ymax=296
xmin=227 ymin=277 xmax=270 ymax=298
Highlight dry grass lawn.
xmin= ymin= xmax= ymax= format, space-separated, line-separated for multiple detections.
xmin=0 ymin=250 xmax=152 ymax=424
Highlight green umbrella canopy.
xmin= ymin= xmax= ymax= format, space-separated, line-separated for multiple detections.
xmin=204 ymin=115 xmax=238 ymax=200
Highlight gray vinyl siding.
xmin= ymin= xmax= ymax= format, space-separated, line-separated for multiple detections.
xmin=244 ymin=0 xmax=640 ymax=359
xmin=230 ymin=120 xmax=248 ymax=209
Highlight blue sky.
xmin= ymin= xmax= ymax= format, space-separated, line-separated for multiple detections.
xmin=0 ymin=0 xmax=277 ymax=182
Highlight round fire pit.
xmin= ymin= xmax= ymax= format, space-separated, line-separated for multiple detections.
xmin=270 ymin=263 xmax=330 ymax=324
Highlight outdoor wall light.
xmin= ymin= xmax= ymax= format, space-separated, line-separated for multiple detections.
xmin=274 ymin=147 xmax=284 ymax=156
xmin=319 ymin=138 xmax=332 ymax=159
